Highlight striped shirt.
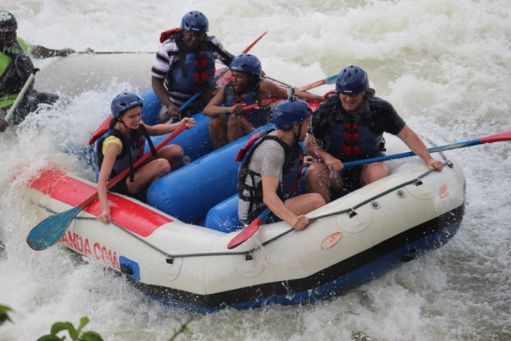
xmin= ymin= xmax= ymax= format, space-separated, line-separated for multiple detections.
xmin=238 ymin=138 xmax=286 ymax=222
xmin=151 ymin=35 xmax=230 ymax=105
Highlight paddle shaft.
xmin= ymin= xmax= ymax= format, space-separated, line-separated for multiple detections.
xmin=178 ymin=31 xmax=268 ymax=112
xmin=78 ymin=51 xmax=154 ymax=54
xmin=295 ymin=74 xmax=337 ymax=93
xmin=339 ymin=131 xmax=511 ymax=168
xmin=79 ymin=124 xmax=187 ymax=209
xmin=4 ymin=69 xmax=39 ymax=123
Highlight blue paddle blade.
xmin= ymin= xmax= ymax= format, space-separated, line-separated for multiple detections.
xmin=27 ymin=206 xmax=82 ymax=251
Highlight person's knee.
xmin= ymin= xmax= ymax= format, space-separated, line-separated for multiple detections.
xmin=306 ymin=193 xmax=326 ymax=209
xmin=363 ymin=163 xmax=389 ymax=184
xmin=305 ymin=162 xmax=328 ymax=182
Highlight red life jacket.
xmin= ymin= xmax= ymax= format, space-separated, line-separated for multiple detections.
xmin=89 ymin=115 xmax=113 ymax=146
xmin=159 ymin=28 xmax=180 ymax=43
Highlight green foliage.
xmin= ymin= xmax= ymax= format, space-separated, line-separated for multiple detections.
xmin=36 ymin=317 xmax=104 ymax=341
xmin=0 ymin=304 xmax=13 ymax=326
xmin=1 ymin=303 xmax=189 ymax=340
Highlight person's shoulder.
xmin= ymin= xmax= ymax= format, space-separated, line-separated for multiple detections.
xmin=315 ymin=95 xmax=338 ymax=115
xmin=367 ymin=93 xmax=393 ymax=108
xmin=16 ymin=37 xmax=33 ymax=53
xmin=262 ymin=135 xmax=286 ymax=151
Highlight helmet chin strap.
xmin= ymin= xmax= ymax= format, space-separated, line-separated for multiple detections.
xmin=117 ymin=117 xmax=130 ymax=130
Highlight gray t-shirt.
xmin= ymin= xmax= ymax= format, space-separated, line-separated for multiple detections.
xmin=238 ymin=137 xmax=285 ymax=221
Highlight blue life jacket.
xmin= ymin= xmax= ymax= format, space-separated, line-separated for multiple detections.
xmin=165 ymin=33 xmax=226 ymax=94
xmin=325 ymin=123 xmax=383 ymax=160
xmin=224 ymin=80 xmax=271 ymax=128
xmin=95 ymin=122 xmax=153 ymax=182
xmin=318 ymin=91 xmax=385 ymax=161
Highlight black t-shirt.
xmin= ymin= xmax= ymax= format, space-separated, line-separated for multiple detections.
xmin=311 ymin=92 xmax=406 ymax=141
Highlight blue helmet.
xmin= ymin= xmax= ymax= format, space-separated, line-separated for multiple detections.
xmin=336 ymin=66 xmax=369 ymax=95
xmin=273 ymin=99 xmax=313 ymax=130
xmin=0 ymin=11 xmax=17 ymax=32
xmin=181 ymin=11 xmax=209 ymax=32
xmin=111 ymin=93 xmax=143 ymax=117
xmin=229 ymin=54 xmax=262 ymax=77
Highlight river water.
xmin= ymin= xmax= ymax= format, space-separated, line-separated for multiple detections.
xmin=1 ymin=0 xmax=510 ymax=340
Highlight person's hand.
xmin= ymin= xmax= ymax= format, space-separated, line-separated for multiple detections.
xmin=324 ymin=156 xmax=343 ymax=172
xmin=228 ymin=104 xmax=244 ymax=115
xmin=98 ymin=207 xmax=111 ymax=225
xmin=58 ymin=48 xmax=75 ymax=57
xmin=303 ymin=156 xmax=315 ymax=166
xmin=0 ymin=118 xmax=9 ymax=133
xmin=180 ymin=117 xmax=196 ymax=129
xmin=159 ymin=102 xmax=181 ymax=123
xmin=292 ymin=215 xmax=309 ymax=230
xmin=427 ymin=159 xmax=443 ymax=172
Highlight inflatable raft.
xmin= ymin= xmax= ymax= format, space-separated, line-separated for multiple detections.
xmin=23 ymin=134 xmax=465 ymax=313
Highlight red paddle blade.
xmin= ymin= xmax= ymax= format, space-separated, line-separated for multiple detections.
xmin=480 ymin=130 xmax=511 ymax=144
xmin=227 ymin=218 xmax=263 ymax=249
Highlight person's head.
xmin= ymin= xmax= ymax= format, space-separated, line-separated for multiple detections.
xmin=180 ymin=11 xmax=208 ymax=50
xmin=273 ymin=99 xmax=313 ymax=142
xmin=229 ymin=54 xmax=262 ymax=92
xmin=0 ymin=11 xmax=18 ymax=48
xmin=111 ymin=93 xmax=144 ymax=130
xmin=336 ymin=66 xmax=369 ymax=114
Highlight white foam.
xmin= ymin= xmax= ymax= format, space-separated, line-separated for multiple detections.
xmin=1 ymin=0 xmax=510 ymax=340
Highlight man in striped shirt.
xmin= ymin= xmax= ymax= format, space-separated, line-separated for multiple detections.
xmin=151 ymin=11 xmax=234 ymax=123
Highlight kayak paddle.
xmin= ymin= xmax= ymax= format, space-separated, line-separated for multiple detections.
xmin=1 ymin=68 xmax=40 ymax=132
xmin=295 ymin=74 xmax=337 ymax=93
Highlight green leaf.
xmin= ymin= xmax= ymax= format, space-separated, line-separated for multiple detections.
xmin=36 ymin=336 xmax=63 ymax=341
xmin=51 ymin=322 xmax=78 ymax=340
xmin=79 ymin=331 xmax=104 ymax=341
xmin=0 ymin=304 xmax=12 ymax=325
xmin=77 ymin=317 xmax=90 ymax=333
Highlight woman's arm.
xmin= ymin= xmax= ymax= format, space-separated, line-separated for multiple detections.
xmin=203 ymin=85 xmax=244 ymax=117
xmin=97 ymin=143 xmax=121 ymax=224
xmin=144 ymin=117 xmax=196 ymax=136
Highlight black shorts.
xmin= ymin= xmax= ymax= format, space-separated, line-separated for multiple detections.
xmin=330 ymin=152 xmax=385 ymax=200
xmin=241 ymin=205 xmax=280 ymax=226
xmin=109 ymin=176 xmax=148 ymax=202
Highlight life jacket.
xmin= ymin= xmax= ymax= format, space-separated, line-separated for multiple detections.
xmin=224 ymin=80 xmax=272 ymax=128
xmin=0 ymin=40 xmax=34 ymax=96
xmin=237 ymin=129 xmax=303 ymax=213
xmin=162 ymin=30 xmax=230 ymax=94
xmin=95 ymin=119 xmax=156 ymax=182
xmin=319 ymin=90 xmax=384 ymax=161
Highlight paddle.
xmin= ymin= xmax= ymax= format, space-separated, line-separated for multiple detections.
xmin=77 ymin=48 xmax=154 ymax=55
xmin=177 ymin=31 xmax=268 ymax=113
xmin=338 ymin=130 xmax=511 ymax=167
xmin=1 ymin=68 xmax=40 ymax=132
xmin=227 ymin=130 xmax=511 ymax=249
xmin=26 ymin=123 xmax=188 ymax=251
xmin=295 ymin=74 xmax=337 ymax=93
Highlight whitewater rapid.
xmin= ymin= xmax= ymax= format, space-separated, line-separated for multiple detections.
xmin=1 ymin=0 xmax=510 ymax=340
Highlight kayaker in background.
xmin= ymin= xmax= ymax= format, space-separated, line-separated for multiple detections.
xmin=204 ymin=53 xmax=324 ymax=150
xmin=151 ymin=10 xmax=235 ymax=124
xmin=237 ymin=99 xmax=325 ymax=230
xmin=0 ymin=10 xmax=75 ymax=132
xmin=305 ymin=65 xmax=443 ymax=203
xmin=95 ymin=92 xmax=195 ymax=224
